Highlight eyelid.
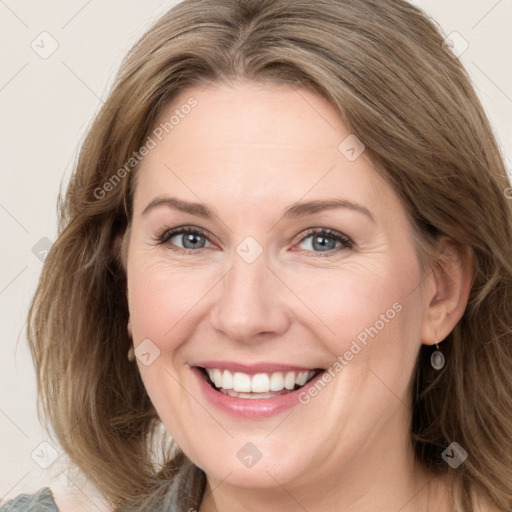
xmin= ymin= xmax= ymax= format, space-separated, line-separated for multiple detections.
xmin=157 ymin=226 xmax=213 ymax=248
xmin=155 ymin=225 xmax=354 ymax=257
xmin=158 ymin=225 xmax=208 ymax=242
xmin=294 ymin=227 xmax=354 ymax=252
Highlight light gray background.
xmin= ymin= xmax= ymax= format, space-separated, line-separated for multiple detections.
xmin=1 ymin=0 xmax=511 ymax=506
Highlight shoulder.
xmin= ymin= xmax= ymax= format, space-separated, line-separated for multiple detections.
xmin=0 ymin=487 xmax=58 ymax=511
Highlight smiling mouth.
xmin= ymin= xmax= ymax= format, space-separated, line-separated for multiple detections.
xmin=197 ymin=367 xmax=324 ymax=399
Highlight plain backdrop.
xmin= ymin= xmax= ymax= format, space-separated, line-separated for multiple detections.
xmin=1 ymin=0 xmax=511 ymax=505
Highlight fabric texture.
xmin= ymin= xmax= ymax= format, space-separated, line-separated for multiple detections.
xmin=0 ymin=487 xmax=58 ymax=512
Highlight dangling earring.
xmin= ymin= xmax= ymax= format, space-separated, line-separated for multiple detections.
xmin=431 ymin=342 xmax=445 ymax=370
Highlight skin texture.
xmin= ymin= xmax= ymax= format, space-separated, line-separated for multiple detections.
xmin=123 ymin=81 xmax=473 ymax=512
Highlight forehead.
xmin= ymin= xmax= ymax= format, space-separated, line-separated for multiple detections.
xmin=133 ymin=81 xmax=396 ymax=223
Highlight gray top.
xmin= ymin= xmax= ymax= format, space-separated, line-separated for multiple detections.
xmin=0 ymin=487 xmax=58 ymax=511
xmin=0 ymin=459 xmax=203 ymax=511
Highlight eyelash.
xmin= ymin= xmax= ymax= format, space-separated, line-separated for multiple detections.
xmin=294 ymin=227 xmax=354 ymax=255
xmin=155 ymin=226 xmax=354 ymax=256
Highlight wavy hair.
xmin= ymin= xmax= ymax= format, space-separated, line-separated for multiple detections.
xmin=27 ymin=0 xmax=512 ymax=510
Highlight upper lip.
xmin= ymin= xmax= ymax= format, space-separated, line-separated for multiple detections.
xmin=192 ymin=360 xmax=322 ymax=375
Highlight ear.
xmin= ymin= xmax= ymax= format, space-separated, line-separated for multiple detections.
xmin=420 ymin=237 xmax=474 ymax=345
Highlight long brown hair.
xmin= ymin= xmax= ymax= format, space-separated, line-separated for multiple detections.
xmin=27 ymin=0 xmax=512 ymax=510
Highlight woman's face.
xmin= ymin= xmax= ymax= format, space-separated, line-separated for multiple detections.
xmin=125 ymin=81 xmax=431 ymax=491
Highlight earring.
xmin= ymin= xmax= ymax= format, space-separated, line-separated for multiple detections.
xmin=430 ymin=342 xmax=445 ymax=370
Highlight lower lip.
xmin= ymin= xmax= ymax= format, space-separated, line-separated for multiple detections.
xmin=190 ymin=366 xmax=325 ymax=419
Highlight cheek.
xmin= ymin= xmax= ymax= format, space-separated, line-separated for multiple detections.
xmin=126 ymin=254 xmax=213 ymax=344
xmin=322 ymin=260 xmax=424 ymax=397
xmin=290 ymin=257 xmax=420 ymax=350
xmin=295 ymin=257 xmax=424 ymax=403
xmin=125 ymin=257 xmax=209 ymax=451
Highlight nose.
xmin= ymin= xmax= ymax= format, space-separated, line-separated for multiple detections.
xmin=209 ymin=253 xmax=291 ymax=344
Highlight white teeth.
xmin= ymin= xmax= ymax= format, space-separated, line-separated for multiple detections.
xmin=296 ymin=371 xmax=310 ymax=386
xmin=269 ymin=372 xmax=284 ymax=391
xmin=233 ymin=372 xmax=252 ymax=392
xmin=251 ymin=373 xmax=270 ymax=393
xmin=213 ymin=369 xmax=223 ymax=388
xmin=284 ymin=371 xmax=296 ymax=390
xmin=221 ymin=369 xmax=233 ymax=389
xmin=204 ymin=368 xmax=317 ymax=393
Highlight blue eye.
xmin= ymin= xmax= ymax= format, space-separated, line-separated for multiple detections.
xmin=158 ymin=228 xmax=212 ymax=252
xmin=297 ymin=229 xmax=353 ymax=253
xmin=156 ymin=226 xmax=353 ymax=255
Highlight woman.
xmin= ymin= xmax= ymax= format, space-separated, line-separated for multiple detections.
xmin=2 ymin=0 xmax=511 ymax=510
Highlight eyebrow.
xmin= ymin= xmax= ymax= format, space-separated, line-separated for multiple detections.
xmin=284 ymin=198 xmax=375 ymax=222
xmin=142 ymin=197 xmax=213 ymax=218
xmin=141 ymin=196 xmax=375 ymax=223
